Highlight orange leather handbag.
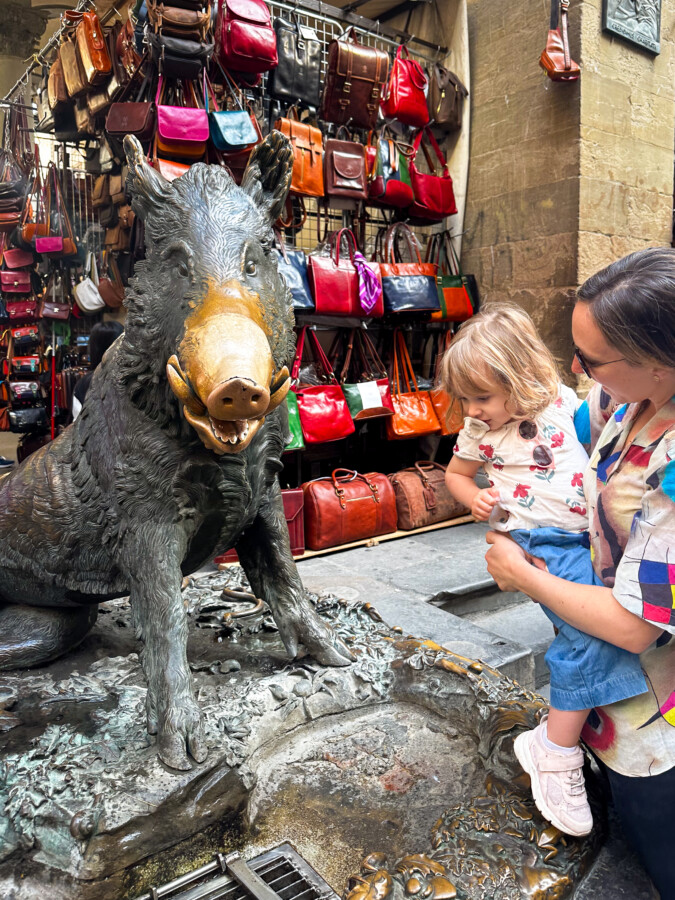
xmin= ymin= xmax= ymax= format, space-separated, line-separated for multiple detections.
xmin=274 ymin=108 xmax=324 ymax=198
xmin=540 ymin=0 xmax=580 ymax=82
xmin=427 ymin=231 xmax=474 ymax=323
xmin=76 ymin=11 xmax=112 ymax=88
xmin=430 ymin=331 xmax=463 ymax=436
xmin=386 ymin=329 xmax=441 ymax=440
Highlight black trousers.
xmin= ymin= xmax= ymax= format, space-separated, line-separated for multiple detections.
xmin=601 ymin=761 xmax=675 ymax=900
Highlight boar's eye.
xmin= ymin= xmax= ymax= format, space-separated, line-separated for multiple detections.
xmin=245 ymin=260 xmax=257 ymax=277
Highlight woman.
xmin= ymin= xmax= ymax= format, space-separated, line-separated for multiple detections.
xmin=484 ymin=246 xmax=675 ymax=898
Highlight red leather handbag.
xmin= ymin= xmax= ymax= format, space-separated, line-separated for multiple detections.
xmin=308 ymin=229 xmax=383 ymax=318
xmin=291 ymin=326 xmax=355 ymax=444
xmin=381 ymin=45 xmax=429 ymax=128
xmin=408 ymin=128 xmax=457 ymax=223
xmin=215 ymin=0 xmax=278 ymax=73
xmin=0 ymin=271 xmax=31 ymax=293
xmin=215 ymin=488 xmax=305 ymax=561
xmin=302 ymin=468 xmax=398 ymax=551
xmin=6 ymin=300 xmax=38 ymax=321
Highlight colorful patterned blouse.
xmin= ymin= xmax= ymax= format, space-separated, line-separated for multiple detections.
xmin=581 ymin=389 xmax=675 ymax=777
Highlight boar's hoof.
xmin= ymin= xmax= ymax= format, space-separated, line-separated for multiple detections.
xmin=276 ymin=608 xmax=355 ymax=667
xmin=152 ymin=698 xmax=208 ymax=770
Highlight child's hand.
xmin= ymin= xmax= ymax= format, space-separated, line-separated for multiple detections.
xmin=471 ymin=488 xmax=500 ymax=522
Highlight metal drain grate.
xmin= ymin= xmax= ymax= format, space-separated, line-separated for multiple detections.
xmin=135 ymin=842 xmax=339 ymax=900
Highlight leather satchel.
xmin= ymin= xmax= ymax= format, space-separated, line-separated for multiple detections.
xmin=380 ymin=45 xmax=429 ymax=128
xmin=320 ymin=27 xmax=389 ymax=130
xmin=268 ymin=16 xmax=321 ymax=107
xmin=408 ymin=128 xmax=457 ymax=223
xmin=337 ymin=329 xmax=394 ymax=421
xmin=540 ymin=0 xmax=580 ymax=82
xmin=324 ymin=132 xmax=368 ymax=206
xmin=6 ymin=300 xmax=38 ymax=321
xmin=148 ymin=32 xmax=214 ymax=79
xmin=389 ymin=462 xmax=468 ymax=531
xmin=9 ymin=406 xmax=48 ymax=433
xmin=303 ymin=468 xmax=398 ymax=551
xmin=0 ymin=270 xmax=31 ymax=293
xmin=76 ymin=11 xmax=112 ymax=88
xmin=156 ymin=75 xmax=209 ymax=160
xmin=377 ymin=223 xmax=439 ymax=314
xmin=148 ymin=1 xmax=211 ymax=41
xmin=427 ymin=65 xmax=468 ymax=133
xmin=207 ymin=77 xmax=258 ymax=151
xmin=386 ymin=329 xmax=441 ymax=440
xmin=274 ymin=110 xmax=324 ymax=198
xmin=215 ymin=0 xmax=278 ymax=73
xmin=59 ymin=33 xmax=87 ymax=98
xmin=106 ymin=64 xmax=156 ymax=146
xmin=290 ymin=326 xmax=355 ymax=445
xmin=48 ymin=57 xmax=69 ymax=110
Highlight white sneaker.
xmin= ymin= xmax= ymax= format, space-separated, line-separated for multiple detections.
xmin=513 ymin=717 xmax=593 ymax=837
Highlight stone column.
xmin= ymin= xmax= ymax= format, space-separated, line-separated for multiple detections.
xmin=0 ymin=1 xmax=53 ymax=101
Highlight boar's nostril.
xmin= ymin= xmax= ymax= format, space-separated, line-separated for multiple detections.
xmin=206 ymin=377 xmax=270 ymax=421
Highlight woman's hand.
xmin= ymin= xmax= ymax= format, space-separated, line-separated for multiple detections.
xmin=485 ymin=531 xmax=543 ymax=592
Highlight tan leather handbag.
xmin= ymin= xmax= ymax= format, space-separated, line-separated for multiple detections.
xmin=48 ymin=57 xmax=68 ymax=110
xmin=274 ymin=108 xmax=324 ymax=198
xmin=60 ymin=34 xmax=87 ymax=98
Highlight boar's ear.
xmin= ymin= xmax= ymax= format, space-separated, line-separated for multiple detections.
xmin=124 ymin=134 xmax=173 ymax=221
xmin=240 ymin=130 xmax=293 ymax=224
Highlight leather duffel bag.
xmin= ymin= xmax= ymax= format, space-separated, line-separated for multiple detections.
xmin=303 ymin=468 xmax=397 ymax=551
xmin=389 ymin=461 xmax=468 ymax=531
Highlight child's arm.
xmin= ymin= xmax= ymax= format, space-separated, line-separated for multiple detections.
xmin=445 ymin=456 xmax=500 ymax=522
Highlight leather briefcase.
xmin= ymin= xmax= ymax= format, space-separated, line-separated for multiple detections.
xmin=215 ymin=488 xmax=305 ymax=561
xmin=389 ymin=461 xmax=468 ymax=531
xmin=302 ymin=468 xmax=398 ymax=551
xmin=320 ymin=27 xmax=389 ymax=130
xmin=268 ymin=16 xmax=321 ymax=107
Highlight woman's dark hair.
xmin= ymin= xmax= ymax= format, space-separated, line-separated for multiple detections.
xmin=577 ymin=247 xmax=675 ymax=367
xmin=89 ymin=321 xmax=124 ymax=369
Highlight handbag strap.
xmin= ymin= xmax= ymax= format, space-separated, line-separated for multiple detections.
xmin=332 ymin=228 xmax=357 ymax=265
xmin=392 ymin=328 xmax=420 ymax=396
xmin=291 ymin=325 xmax=306 ymax=382
xmin=213 ymin=59 xmax=246 ymax=111
xmin=444 ymin=232 xmax=463 ymax=277
xmin=357 ymin=329 xmax=387 ymax=377
xmin=306 ymin=329 xmax=339 ymax=384
xmin=560 ymin=0 xmax=572 ymax=71
xmin=386 ymin=222 xmax=423 ymax=265
xmin=411 ymin=127 xmax=448 ymax=175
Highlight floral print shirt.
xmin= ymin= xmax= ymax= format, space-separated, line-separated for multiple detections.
xmin=581 ymin=390 xmax=675 ymax=777
xmin=453 ymin=385 xmax=590 ymax=532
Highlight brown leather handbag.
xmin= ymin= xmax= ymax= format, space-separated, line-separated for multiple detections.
xmin=386 ymin=329 xmax=441 ymax=440
xmin=389 ymin=462 xmax=468 ymax=531
xmin=76 ymin=11 xmax=112 ymax=88
xmin=324 ymin=130 xmax=367 ymax=207
xmin=274 ymin=108 xmax=324 ymax=198
xmin=427 ymin=65 xmax=468 ymax=133
xmin=540 ymin=0 xmax=580 ymax=82
xmin=60 ymin=33 xmax=87 ymax=98
xmin=148 ymin=1 xmax=211 ymax=41
xmin=320 ymin=27 xmax=389 ymax=130
xmin=302 ymin=468 xmax=398 ymax=551
xmin=48 ymin=57 xmax=68 ymax=110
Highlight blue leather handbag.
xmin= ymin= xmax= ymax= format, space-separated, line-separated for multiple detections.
xmin=377 ymin=223 xmax=440 ymax=314
xmin=274 ymin=245 xmax=314 ymax=311
xmin=207 ymin=78 xmax=258 ymax=152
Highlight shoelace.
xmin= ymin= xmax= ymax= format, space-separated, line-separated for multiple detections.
xmin=567 ymin=767 xmax=586 ymax=796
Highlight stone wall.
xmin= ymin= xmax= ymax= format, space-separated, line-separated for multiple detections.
xmin=463 ymin=0 xmax=675 ymax=370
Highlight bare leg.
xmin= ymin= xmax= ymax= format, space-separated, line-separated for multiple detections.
xmin=546 ymin=707 xmax=590 ymax=748
xmin=0 ymin=603 xmax=97 ymax=670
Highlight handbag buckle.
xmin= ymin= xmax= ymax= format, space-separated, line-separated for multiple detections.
xmin=335 ymin=486 xmax=347 ymax=509
xmin=367 ymin=480 xmax=380 ymax=503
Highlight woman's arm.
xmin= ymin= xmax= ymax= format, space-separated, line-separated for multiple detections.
xmin=485 ymin=531 xmax=663 ymax=654
xmin=445 ymin=457 xmax=499 ymax=521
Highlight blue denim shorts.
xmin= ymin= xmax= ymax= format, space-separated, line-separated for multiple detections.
xmin=510 ymin=527 xmax=648 ymax=711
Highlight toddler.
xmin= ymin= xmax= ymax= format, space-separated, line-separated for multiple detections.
xmin=441 ymin=305 xmax=647 ymax=837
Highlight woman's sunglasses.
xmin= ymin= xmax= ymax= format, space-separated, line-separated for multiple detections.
xmin=573 ymin=347 xmax=625 ymax=380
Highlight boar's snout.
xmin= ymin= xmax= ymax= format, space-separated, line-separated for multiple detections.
xmin=206 ymin=377 xmax=270 ymax=421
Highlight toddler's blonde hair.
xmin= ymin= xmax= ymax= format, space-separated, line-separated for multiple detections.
xmin=440 ymin=304 xmax=560 ymax=418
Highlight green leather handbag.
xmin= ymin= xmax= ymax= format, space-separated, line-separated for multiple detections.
xmin=284 ymin=390 xmax=305 ymax=451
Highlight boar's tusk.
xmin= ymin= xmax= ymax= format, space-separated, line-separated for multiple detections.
xmin=266 ymin=367 xmax=291 ymax=413
xmin=166 ymin=355 xmax=206 ymax=416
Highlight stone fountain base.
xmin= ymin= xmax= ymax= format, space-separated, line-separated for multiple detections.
xmin=0 ymin=570 xmax=604 ymax=900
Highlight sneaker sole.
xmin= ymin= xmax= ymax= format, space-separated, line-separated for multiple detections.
xmin=513 ymin=731 xmax=592 ymax=838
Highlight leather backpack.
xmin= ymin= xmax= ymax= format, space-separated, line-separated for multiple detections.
xmin=268 ymin=15 xmax=321 ymax=107
xmin=320 ymin=27 xmax=389 ymax=130
xmin=274 ymin=108 xmax=324 ymax=198
xmin=215 ymin=0 xmax=278 ymax=74
xmin=427 ymin=65 xmax=468 ymax=133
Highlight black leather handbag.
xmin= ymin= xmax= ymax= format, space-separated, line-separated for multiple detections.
xmin=148 ymin=32 xmax=214 ymax=79
xmin=267 ymin=16 xmax=321 ymax=107
xmin=9 ymin=406 xmax=48 ymax=433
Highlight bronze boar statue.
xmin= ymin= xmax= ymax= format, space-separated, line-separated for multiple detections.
xmin=0 ymin=132 xmax=352 ymax=770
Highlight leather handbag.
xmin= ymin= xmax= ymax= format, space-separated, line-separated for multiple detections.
xmin=429 ymin=330 xmax=463 ymax=436
xmin=386 ymin=329 xmax=441 ymax=440
xmin=308 ymin=228 xmax=383 ymax=318
xmin=366 ymin=130 xmax=414 ymax=209
xmin=75 ymin=11 xmax=112 ymax=88
xmin=156 ymin=75 xmax=209 ymax=159
xmin=427 ymin=65 xmax=468 ymax=133
xmin=215 ymin=488 xmax=306 ymax=560
xmin=74 ymin=252 xmax=105 ymax=313
xmin=3 ymin=247 xmax=34 ymax=268
xmin=337 ymin=328 xmax=394 ymax=421
xmin=321 ymin=28 xmax=389 ymax=130
xmin=290 ymin=326 xmax=355 ymax=445
xmin=215 ymin=0 xmax=278 ymax=73
xmin=10 ymin=325 xmax=39 ymax=349
xmin=377 ymin=223 xmax=439 ymax=314
xmin=117 ymin=17 xmax=143 ymax=79
xmin=324 ymin=131 xmax=368 ymax=207
xmin=268 ymin=15 xmax=321 ymax=107
xmin=6 ymin=300 xmax=38 ymax=321
xmin=427 ymin=231 xmax=474 ymax=322
xmin=380 ymin=45 xmax=429 ymax=128
xmin=148 ymin=1 xmax=211 ymax=41
xmin=98 ymin=252 xmax=125 ymax=309
xmin=150 ymin=135 xmax=190 ymax=181
xmin=59 ymin=33 xmax=87 ymax=98
xmin=274 ymin=109 xmax=324 ymax=198
xmin=105 ymin=62 xmax=155 ymax=145
xmin=284 ymin=389 xmax=305 ymax=451
xmin=0 ymin=271 xmax=31 ymax=293
xmin=9 ymin=406 xmax=48 ymax=433
xmin=273 ymin=240 xmax=314 ymax=311
xmin=389 ymin=461 xmax=468 ymax=531
xmin=148 ymin=31 xmax=215 ymax=80
xmin=540 ymin=0 xmax=580 ymax=82
xmin=207 ymin=76 xmax=258 ymax=151
xmin=302 ymin=468 xmax=398 ymax=551
xmin=408 ymin=128 xmax=458 ymax=223
xmin=35 ymin=164 xmax=78 ymax=258
xmin=48 ymin=57 xmax=69 ymax=110
xmin=8 ymin=381 xmax=42 ymax=404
